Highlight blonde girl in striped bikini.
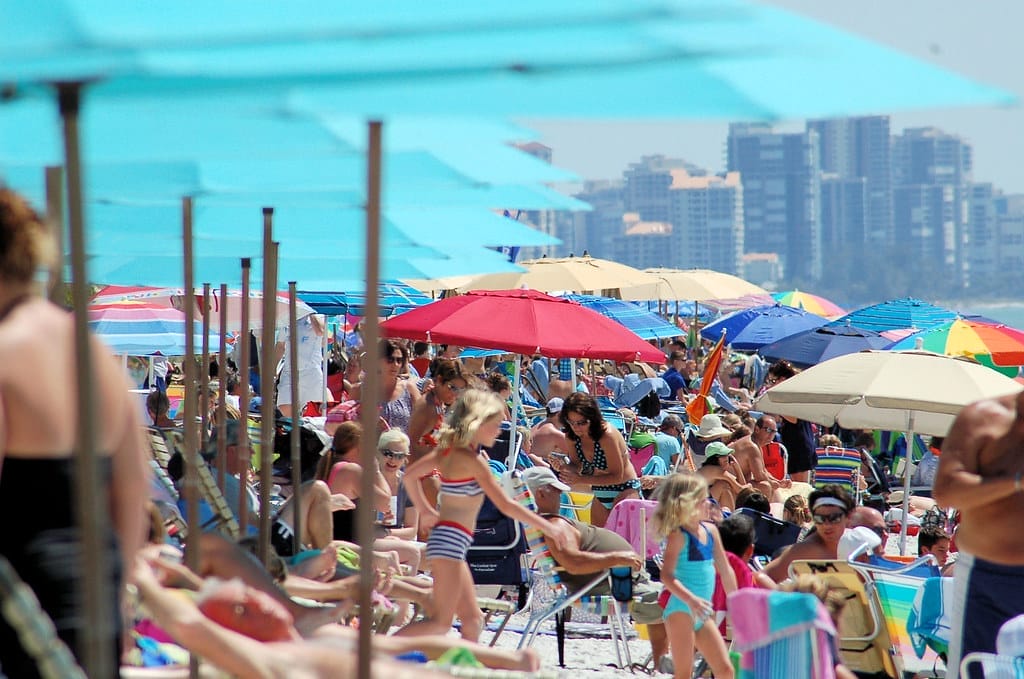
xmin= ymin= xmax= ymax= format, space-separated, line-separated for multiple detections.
xmin=398 ymin=389 xmax=570 ymax=642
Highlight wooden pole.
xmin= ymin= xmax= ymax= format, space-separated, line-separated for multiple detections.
xmin=288 ymin=282 xmax=303 ymax=555
xmin=238 ymin=261 xmax=252 ymax=535
xmin=258 ymin=208 xmax=278 ymax=568
xmin=216 ymin=283 xmax=229 ymax=495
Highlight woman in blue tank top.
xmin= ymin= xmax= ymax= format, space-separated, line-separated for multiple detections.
xmin=655 ymin=473 xmax=737 ymax=679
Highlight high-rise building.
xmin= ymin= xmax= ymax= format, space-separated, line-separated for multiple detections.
xmin=726 ymin=124 xmax=822 ymax=284
xmin=667 ymin=170 xmax=744 ymax=275
xmin=807 ymin=116 xmax=892 ymax=247
xmin=572 ymin=179 xmax=625 ymax=260
xmin=820 ymin=175 xmax=867 ymax=252
xmin=891 ymin=127 xmax=972 ymax=291
xmin=610 ymin=214 xmax=675 ymax=270
xmin=512 ymin=141 xmax=565 ymax=260
xmin=967 ymin=183 xmax=1024 ymax=293
xmin=623 ymin=155 xmax=706 ymax=224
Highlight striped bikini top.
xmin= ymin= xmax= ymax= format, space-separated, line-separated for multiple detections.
xmin=439 ymin=476 xmax=484 ymax=497
xmin=438 ymin=447 xmax=484 ymax=496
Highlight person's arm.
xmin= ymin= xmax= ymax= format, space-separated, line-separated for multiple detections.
xmin=107 ymin=358 xmax=151 ymax=576
xmin=404 ymin=378 xmax=423 ymax=408
xmin=402 ymin=450 xmax=440 ymax=527
xmin=933 ymin=396 xmax=1023 ymax=511
xmin=762 ymin=541 xmax=805 ymax=584
xmin=133 ymin=558 xmax=291 ymax=678
xmin=543 ymin=521 xmax=641 ymax=574
xmin=708 ymin=524 xmax=737 ymax=594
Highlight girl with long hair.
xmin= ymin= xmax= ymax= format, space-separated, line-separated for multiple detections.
xmin=399 ymin=389 xmax=569 ymax=642
xmin=654 ymin=473 xmax=736 ymax=679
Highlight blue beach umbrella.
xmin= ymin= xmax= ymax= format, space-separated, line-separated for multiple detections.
xmin=701 ymin=304 xmax=827 ymax=351
xmin=298 ymin=282 xmax=432 ymax=317
xmin=758 ymin=322 xmax=891 ymax=369
xmin=832 ymin=298 xmax=959 ymax=334
xmin=562 ymin=294 xmax=682 ymax=341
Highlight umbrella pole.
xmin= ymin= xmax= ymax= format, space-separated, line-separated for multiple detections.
xmin=201 ymin=284 xmax=212 ymax=450
xmin=60 ymin=81 xmax=113 ymax=679
xmin=899 ymin=415 xmax=916 ymax=556
xmin=217 ymin=284 xmax=228 ymax=495
xmin=509 ymin=358 xmax=523 ymax=469
xmin=357 ymin=121 xmax=384 ymax=679
xmin=44 ymin=165 xmax=65 ymax=304
xmin=180 ymin=197 xmax=201 ymax=679
xmin=288 ymin=282 xmax=303 ymax=556
xmin=238 ymin=260 xmax=252 ymax=535
xmin=258 ymin=212 xmax=278 ymax=568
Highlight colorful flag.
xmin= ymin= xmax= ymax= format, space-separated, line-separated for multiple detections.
xmin=686 ymin=331 xmax=726 ymax=426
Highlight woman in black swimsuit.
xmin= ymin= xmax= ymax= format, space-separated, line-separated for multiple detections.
xmin=0 ymin=189 xmax=150 ymax=676
xmin=553 ymin=392 xmax=640 ymax=527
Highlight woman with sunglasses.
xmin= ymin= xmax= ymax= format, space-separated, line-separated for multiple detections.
xmin=762 ymin=484 xmax=854 ymax=583
xmin=554 ymin=392 xmax=640 ymax=527
xmin=351 ymin=339 xmax=422 ymax=434
xmin=377 ymin=430 xmax=418 ymax=540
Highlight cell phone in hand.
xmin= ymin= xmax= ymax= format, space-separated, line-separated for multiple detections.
xmin=549 ymin=453 xmax=571 ymax=466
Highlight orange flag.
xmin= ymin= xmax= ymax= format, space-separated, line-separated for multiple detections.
xmin=686 ymin=332 xmax=726 ymax=426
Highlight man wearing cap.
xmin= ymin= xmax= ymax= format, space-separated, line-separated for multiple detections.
xmin=654 ymin=415 xmax=685 ymax=469
xmin=763 ymin=484 xmax=854 ymax=583
xmin=522 ymin=467 xmax=671 ymax=672
xmin=531 ymin=397 xmax=569 ymax=462
xmin=934 ymin=391 xmax=1024 ymax=678
xmin=697 ymin=441 xmax=751 ymax=511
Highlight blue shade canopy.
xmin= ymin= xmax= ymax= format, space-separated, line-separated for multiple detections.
xmin=701 ymin=304 xmax=827 ymax=351
xmin=562 ymin=294 xmax=682 ymax=341
xmin=831 ymin=298 xmax=959 ymax=333
xmin=298 ymin=283 xmax=432 ymax=317
xmin=758 ymin=322 xmax=891 ymax=369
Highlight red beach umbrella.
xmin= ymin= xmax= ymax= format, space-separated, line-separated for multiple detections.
xmin=381 ymin=288 xmax=665 ymax=363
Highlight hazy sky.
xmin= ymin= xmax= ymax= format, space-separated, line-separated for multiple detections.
xmin=524 ymin=1 xmax=1024 ymax=193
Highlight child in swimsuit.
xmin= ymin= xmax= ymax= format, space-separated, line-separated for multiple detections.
xmin=654 ymin=473 xmax=737 ymax=679
xmin=397 ymin=390 xmax=569 ymax=643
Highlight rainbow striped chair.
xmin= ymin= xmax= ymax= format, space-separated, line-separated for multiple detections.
xmin=813 ymin=447 xmax=864 ymax=504
xmin=510 ymin=473 xmax=634 ymax=669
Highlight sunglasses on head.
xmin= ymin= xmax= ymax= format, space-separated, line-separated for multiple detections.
xmin=380 ymin=450 xmax=408 ymax=459
xmin=812 ymin=511 xmax=847 ymax=525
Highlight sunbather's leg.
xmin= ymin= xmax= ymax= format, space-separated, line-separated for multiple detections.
xmin=394 ymin=556 xmax=463 ymax=638
xmin=454 ymin=560 xmax=484 ymax=642
xmin=374 ymin=536 xmax=424 ymax=573
xmin=693 ymin=618 xmax=734 ymax=679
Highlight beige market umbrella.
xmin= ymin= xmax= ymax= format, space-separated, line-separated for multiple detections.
xmin=753 ymin=349 xmax=1023 ymax=553
xmin=620 ymin=268 xmax=769 ymax=302
xmin=461 ymin=255 xmax=661 ymax=295
xmin=402 ymin=275 xmax=481 ymax=297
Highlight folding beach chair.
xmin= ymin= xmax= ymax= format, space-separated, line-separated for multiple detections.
xmin=735 ymin=508 xmax=801 ymax=559
xmin=728 ymin=588 xmax=839 ymax=679
xmin=790 ymin=559 xmax=902 ymax=678
xmin=813 ymin=447 xmax=863 ymax=504
xmin=960 ymin=652 xmax=1024 ymax=678
xmin=510 ymin=473 xmax=634 ymax=669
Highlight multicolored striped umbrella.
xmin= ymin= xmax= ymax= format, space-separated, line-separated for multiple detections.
xmin=88 ymin=301 xmax=221 ymax=356
xmin=771 ymin=290 xmax=845 ymax=319
xmin=887 ymin=318 xmax=1024 ymax=373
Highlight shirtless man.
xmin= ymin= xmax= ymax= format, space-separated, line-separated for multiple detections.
xmin=934 ymin=390 xmax=1024 ymax=678
xmin=763 ymin=485 xmax=854 ymax=583
xmin=530 ymin=397 xmax=569 ymax=461
xmin=729 ymin=415 xmax=790 ymax=501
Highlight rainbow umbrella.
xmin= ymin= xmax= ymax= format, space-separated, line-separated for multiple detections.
xmin=887 ymin=318 xmax=1024 ymax=376
xmin=771 ymin=290 xmax=845 ymax=319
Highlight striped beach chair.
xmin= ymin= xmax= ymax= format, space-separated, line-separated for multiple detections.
xmin=960 ymin=652 xmax=1024 ymax=678
xmin=813 ymin=447 xmax=863 ymax=504
xmin=510 ymin=473 xmax=634 ymax=669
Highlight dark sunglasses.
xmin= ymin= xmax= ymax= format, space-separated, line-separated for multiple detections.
xmin=384 ymin=355 xmax=404 ymax=364
xmin=380 ymin=450 xmax=408 ymax=460
xmin=812 ymin=511 xmax=847 ymax=525
xmin=758 ymin=424 xmax=778 ymax=434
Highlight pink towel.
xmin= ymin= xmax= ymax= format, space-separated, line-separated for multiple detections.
xmin=604 ymin=498 xmax=660 ymax=559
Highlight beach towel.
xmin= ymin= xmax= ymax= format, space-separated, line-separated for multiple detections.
xmin=908 ymin=576 xmax=954 ymax=659
xmin=729 ymin=589 xmax=837 ymax=679
xmin=604 ymin=498 xmax=661 ymax=560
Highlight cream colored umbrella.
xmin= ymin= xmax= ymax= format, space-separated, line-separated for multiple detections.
xmin=753 ymin=349 xmax=1023 ymax=553
xmin=620 ymin=268 xmax=769 ymax=302
xmin=460 ymin=255 xmax=662 ymax=295
xmin=402 ymin=275 xmax=481 ymax=297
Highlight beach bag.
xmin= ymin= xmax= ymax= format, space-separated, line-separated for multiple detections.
xmin=627 ymin=432 xmax=659 ymax=477
xmin=326 ymin=399 xmax=361 ymax=425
